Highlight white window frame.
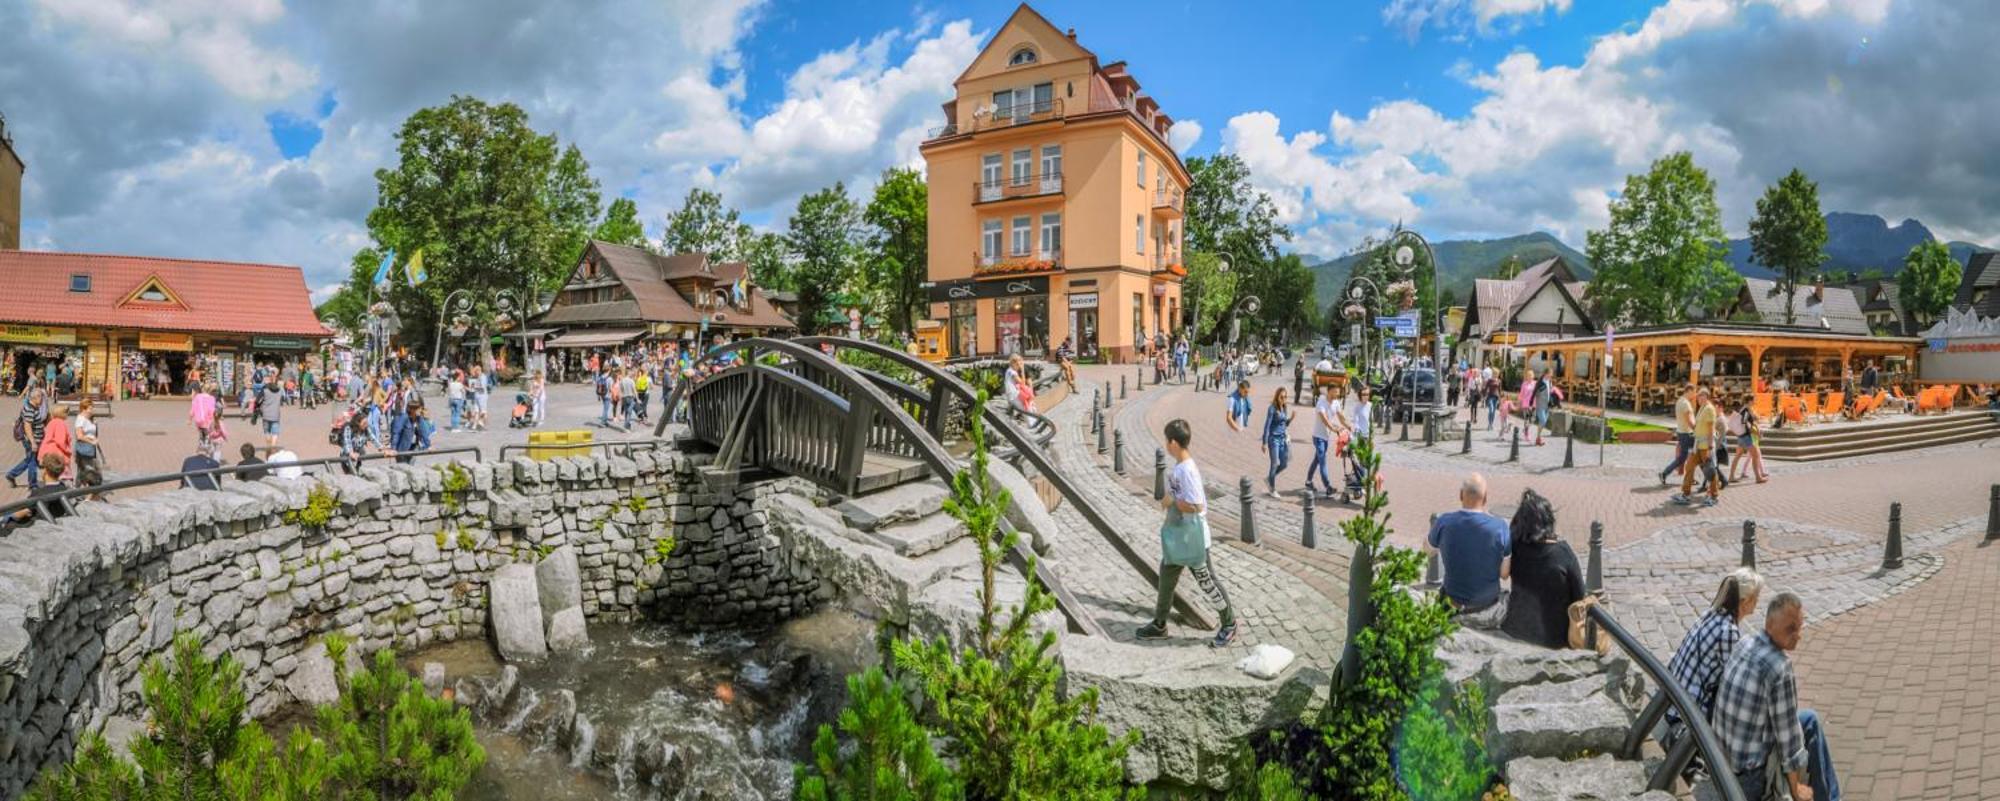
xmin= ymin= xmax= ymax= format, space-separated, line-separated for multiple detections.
xmin=993 ymin=89 xmax=1014 ymax=119
xmin=1040 ymin=213 xmax=1062 ymax=261
xmin=1137 ymin=151 xmax=1147 ymax=188
xmin=982 ymin=220 xmax=1003 ymax=264
xmin=1134 ymin=215 xmax=1144 ymax=254
xmin=1011 ymin=149 xmax=1032 ymax=186
xmin=980 ymin=154 xmax=1003 ymax=201
xmin=1011 ymin=216 xmax=1032 ymax=257
xmin=1040 ymin=145 xmax=1062 ymax=193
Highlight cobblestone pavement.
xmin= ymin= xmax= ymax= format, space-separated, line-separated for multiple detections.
xmin=1041 ymin=377 xmax=1348 ymax=668
xmin=1068 ymin=364 xmax=2000 ymax=797
xmin=0 ymin=383 xmax=651 ymax=506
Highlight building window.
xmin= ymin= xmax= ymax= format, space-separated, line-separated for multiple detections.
xmin=1137 ymin=151 xmax=1147 ymax=188
xmin=1133 ymin=293 xmax=1145 ymax=352
xmin=1135 ymin=216 xmax=1144 ymax=254
xmin=1032 ymin=82 xmax=1052 ymax=112
xmin=1009 ymin=47 xmax=1037 ymax=66
xmin=1011 ymin=149 xmax=1031 ymax=186
xmin=69 ymin=274 xmax=91 ymax=293
xmin=1011 ymin=216 xmax=1032 ymax=257
xmin=1040 ymin=213 xmax=1062 ymax=260
xmin=982 ymin=220 xmax=1003 ymax=264
xmin=1040 ymin=144 xmax=1062 ymax=191
xmin=993 ymin=89 xmax=1013 ymax=119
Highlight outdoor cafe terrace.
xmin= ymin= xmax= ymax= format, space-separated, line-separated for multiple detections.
xmin=1523 ymin=322 xmax=1922 ymax=416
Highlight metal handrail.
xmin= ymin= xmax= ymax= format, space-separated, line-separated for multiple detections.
xmin=0 ymin=445 xmax=487 ymax=528
xmin=799 ymin=336 xmax=1212 ymax=629
xmin=974 ymin=171 xmax=1064 ymax=202
xmin=655 ymin=339 xmax=1105 ymax=637
xmin=493 ymin=439 xmax=671 ymax=462
xmin=1586 ymin=605 xmax=1749 ymax=801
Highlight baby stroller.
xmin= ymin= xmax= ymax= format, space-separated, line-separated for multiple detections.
xmin=508 ymin=393 xmax=532 ymax=429
xmin=1334 ymin=432 xmax=1376 ymax=504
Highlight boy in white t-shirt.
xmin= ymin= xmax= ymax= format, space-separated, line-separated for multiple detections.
xmin=1136 ymin=418 xmax=1239 ymax=648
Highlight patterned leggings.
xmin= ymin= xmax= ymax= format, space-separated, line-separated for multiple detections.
xmin=1152 ymin=555 xmax=1236 ymax=629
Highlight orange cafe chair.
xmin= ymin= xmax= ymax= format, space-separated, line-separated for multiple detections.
xmin=1820 ymin=392 xmax=1844 ymax=422
xmin=1780 ymin=394 xmax=1806 ymax=425
xmin=1752 ymin=392 xmax=1775 ymax=421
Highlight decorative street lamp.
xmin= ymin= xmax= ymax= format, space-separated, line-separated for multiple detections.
xmin=1387 ymin=229 xmax=1441 ymax=364
xmin=432 ymin=288 xmax=523 ymax=369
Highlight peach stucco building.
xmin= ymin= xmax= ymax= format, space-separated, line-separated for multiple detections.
xmin=920 ymin=4 xmax=1188 ymax=362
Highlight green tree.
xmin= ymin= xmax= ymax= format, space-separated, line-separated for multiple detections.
xmin=1183 ymin=252 xmax=1240 ymax=342
xmin=1492 ymin=253 xmax=1526 ymax=280
xmin=1184 ymin=154 xmax=1292 ymax=340
xmin=863 ymin=167 xmax=929 ymax=336
xmin=786 ymin=183 xmax=863 ymax=334
xmin=593 ymin=197 xmax=650 ymax=248
xmin=1898 ymin=240 xmax=1962 ymax=326
xmin=314 ymin=636 xmax=484 ymax=798
xmin=1747 ymin=168 xmax=1830 ymax=325
xmin=891 ymin=401 xmax=1138 ymax=801
xmin=743 ymin=230 xmax=793 ymax=292
xmin=1584 ymin=151 xmax=1740 ymax=326
xmin=1248 ymin=253 xmax=1319 ymax=342
xmin=794 ymin=667 xmax=962 ymax=801
xmin=362 ymin=95 xmax=600 ymax=361
xmin=660 ymin=187 xmax=753 ymax=261
xmin=315 ymin=247 xmax=385 ymax=343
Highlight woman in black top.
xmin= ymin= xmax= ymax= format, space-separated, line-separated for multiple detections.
xmin=1500 ymin=489 xmax=1587 ymax=648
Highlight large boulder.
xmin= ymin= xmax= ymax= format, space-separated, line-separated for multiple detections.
xmin=1505 ymin=754 xmax=1675 ymax=801
xmin=1489 ymin=675 xmax=1639 ymax=764
xmin=490 ymin=564 xmax=548 ymax=662
xmin=984 ymin=458 xmax=1060 ymax=556
xmin=535 ymin=546 xmax=587 ymax=651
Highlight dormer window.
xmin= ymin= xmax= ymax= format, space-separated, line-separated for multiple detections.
xmin=1008 ymin=47 xmax=1037 ymax=66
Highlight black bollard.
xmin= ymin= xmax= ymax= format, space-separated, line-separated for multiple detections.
xmin=1563 ymin=418 xmax=1576 ymax=468
xmin=1137 ymin=364 xmax=1144 ymax=388
xmin=1097 ymin=411 xmax=1108 ymax=454
xmin=1883 ymin=502 xmax=1904 ymax=571
xmin=1301 ymin=488 xmax=1317 ymax=549
xmin=1120 ymin=375 xmax=1128 ymax=399
xmin=1508 ymin=428 xmax=1520 ymax=462
xmin=1400 ymin=414 xmax=1410 ymax=442
xmin=1090 ymin=397 xmax=1100 ymax=434
xmin=1587 ymin=521 xmax=1604 ymax=594
xmin=1741 ymin=520 xmax=1757 ymax=570
xmin=1114 ymin=430 xmax=1126 ymax=474
xmin=1153 ymin=448 xmax=1167 ymax=501
xmin=1423 ymin=414 xmax=1436 ymax=447
xmin=1239 ymin=477 xmax=1258 ymax=543
xmin=1461 ymin=414 xmax=1474 ymax=454
xmin=1104 ymin=381 xmax=1112 ymax=408
xmin=1987 ymin=485 xmax=2000 ymax=542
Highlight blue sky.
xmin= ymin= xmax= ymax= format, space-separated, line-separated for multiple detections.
xmin=4 ymin=0 xmax=1990 ymax=296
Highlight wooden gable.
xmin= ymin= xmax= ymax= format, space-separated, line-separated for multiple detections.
xmin=117 ymin=273 xmax=188 ymax=310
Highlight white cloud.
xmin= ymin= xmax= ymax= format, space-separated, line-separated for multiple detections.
xmin=29 ymin=0 xmax=315 ymax=101
xmin=1168 ymin=119 xmax=1204 ymax=153
xmin=1383 ymin=0 xmax=1573 ymax=39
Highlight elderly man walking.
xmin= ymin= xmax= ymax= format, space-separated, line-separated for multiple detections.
xmin=1713 ymin=592 xmax=1841 ymax=801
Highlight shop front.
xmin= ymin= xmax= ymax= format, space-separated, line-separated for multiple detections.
xmin=926 ymin=276 xmax=1050 ymax=359
xmin=1066 ymin=290 xmax=1100 ymax=361
xmin=1 ymin=325 xmax=83 ymax=394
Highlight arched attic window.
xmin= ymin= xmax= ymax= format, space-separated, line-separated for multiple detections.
xmin=1008 ymin=46 xmax=1037 ymax=66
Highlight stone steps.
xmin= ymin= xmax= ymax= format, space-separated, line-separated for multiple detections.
xmin=833 ymin=482 xmax=951 ymax=532
xmin=865 ymin=511 xmax=965 ymax=558
xmin=1506 ymin=754 xmax=1674 ymax=801
xmin=1758 ymin=410 xmax=2000 ymax=461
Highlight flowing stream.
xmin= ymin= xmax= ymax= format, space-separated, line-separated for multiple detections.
xmin=408 ymin=608 xmax=877 ymax=801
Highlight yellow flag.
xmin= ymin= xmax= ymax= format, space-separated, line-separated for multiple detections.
xmin=405 ymin=248 xmax=426 ymax=285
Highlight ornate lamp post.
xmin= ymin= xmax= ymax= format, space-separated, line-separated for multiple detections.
xmin=1388 ymin=229 xmax=1440 ymax=364
xmin=432 ymin=288 xmax=523 ymax=370
xmin=1343 ymin=277 xmax=1382 ymax=378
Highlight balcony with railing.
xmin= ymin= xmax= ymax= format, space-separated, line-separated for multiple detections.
xmin=926 ymin=98 xmax=1067 ymax=140
xmin=1151 ymin=250 xmax=1185 ymax=277
xmin=974 ymin=249 xmax=1064 ymax=277
xmin=975 ymin=171 xmax=1064 ymax=204
xmin=1152 ymin=187 xmax=1184 ymax=218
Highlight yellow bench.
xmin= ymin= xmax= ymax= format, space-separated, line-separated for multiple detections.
xmin=526 ymin=429 xmax=594 ymax=461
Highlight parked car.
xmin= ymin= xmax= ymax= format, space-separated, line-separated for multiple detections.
xmin=1382 ymin=367 xmax=1442 ymax=423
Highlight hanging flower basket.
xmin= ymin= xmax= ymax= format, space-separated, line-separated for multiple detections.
xmin=1387 ymin=280 xmax=1418 ymax=311
xmin=1343 ymin=303 xmax=1368 ymax=320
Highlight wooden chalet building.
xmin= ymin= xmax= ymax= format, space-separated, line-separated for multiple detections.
xmin=534 ymin=240 xmax=794 ymax=357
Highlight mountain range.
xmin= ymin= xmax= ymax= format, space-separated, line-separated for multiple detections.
xmin=1304 ymin=212 xmax=1993 ymax=312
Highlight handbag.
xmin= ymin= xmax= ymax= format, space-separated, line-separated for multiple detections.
xmin=75 ymin=440 xmax=98 ymax=459
xmin=1566 ymin=595 xmax=1612 ymax=656
xmin=1158 ymin=505 xmax=1209 ymax=567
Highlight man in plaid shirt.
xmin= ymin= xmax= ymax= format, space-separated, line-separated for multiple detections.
xmin=1712 ymin=592 xmax=1841 ymax=801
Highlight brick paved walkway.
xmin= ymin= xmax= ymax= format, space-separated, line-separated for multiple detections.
xmin=1067 ymin=364 xmax=2000 ymax=797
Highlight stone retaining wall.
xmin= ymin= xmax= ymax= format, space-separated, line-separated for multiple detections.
xmin=0 ymin=451 xmax=824 ymax=797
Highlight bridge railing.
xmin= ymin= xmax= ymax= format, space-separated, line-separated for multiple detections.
xmin=1586 ymin=605 xmax=1749 ymax=801
xmin=797 ymin=337 xmax=1212 ymax=630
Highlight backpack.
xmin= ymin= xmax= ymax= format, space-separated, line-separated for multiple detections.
xmin=595 ymin=376 xmax=608 ymax=399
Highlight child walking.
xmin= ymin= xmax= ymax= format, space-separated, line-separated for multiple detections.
xmin=1137 ymin=418 xmax=1240 ymax=648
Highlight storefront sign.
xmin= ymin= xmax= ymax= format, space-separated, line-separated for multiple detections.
xmin=1067 ymin=293 xmax=1098 ymax=310
xmin=139 ymin=332 xmax=194 ymax=352
xmin=0 ymin=325 xmax=77 ymax=346
xmin=926 ymin=276 xmax=1048 ymax=302
xmin=251 ymin=336 xmax=311 ymax=351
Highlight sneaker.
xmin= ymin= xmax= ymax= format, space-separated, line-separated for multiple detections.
xmin=1699 ymin=497 xmax=1719 ymax=508
xmin=1210 ymin=623 xmax=1239 ymax=648
xmin=1658 ymin=472 xmax=1669 ymax=487
xmin=1669 ymin=494 xmax=1693 ymax=505
xmin=1268 ymin=489 xmax=1282 ymax=499
xmin=1135 ymin=622 xmax=1169 ymax=640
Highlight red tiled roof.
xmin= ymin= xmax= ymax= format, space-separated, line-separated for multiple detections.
xmin=0 ymin=250 xmax=331 ymax=337
xmin=536 ymin=241 xmax=794 ymax=331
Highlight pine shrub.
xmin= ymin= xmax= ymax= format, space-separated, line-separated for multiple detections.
xmin=794 ymin=667 xmax=960 ymax=801
xmin=313 ymin=635 xmax=485 ymax=799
